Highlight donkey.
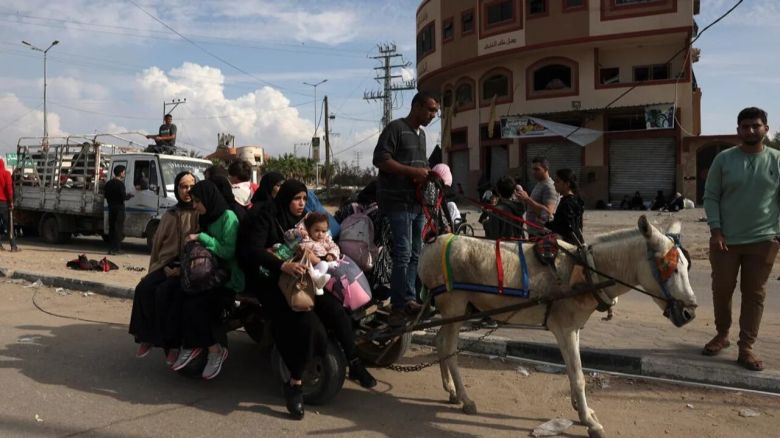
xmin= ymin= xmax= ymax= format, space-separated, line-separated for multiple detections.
xmin=418 ymin=216 xmax=697 ymax=438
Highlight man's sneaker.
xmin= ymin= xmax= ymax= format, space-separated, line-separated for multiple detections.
xmin=136 ymin=342 xmax=153 ymax=358
xmin=171 ymin=347 xmax=203 ymax=371
xmin=202 ymin=347 xmax=229 ymax=380
xmin=165 ymin=349 xmax=179 ymax=367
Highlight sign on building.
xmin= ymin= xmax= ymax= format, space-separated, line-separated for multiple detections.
xmin=645 ymin=104 xmax=675 ymax=129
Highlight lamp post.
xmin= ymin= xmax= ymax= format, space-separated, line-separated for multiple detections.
xmin=22 ymin=40 xmax=59 ymax=145
xmin=303 ymin=79 xmax=327 ymax=137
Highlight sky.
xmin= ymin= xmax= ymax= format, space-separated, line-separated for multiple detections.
xmin=0 ymin=0 xmax=776 ymax=168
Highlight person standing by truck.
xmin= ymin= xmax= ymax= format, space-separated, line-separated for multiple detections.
xmin=105 ymin=165 xmax=132 ymax=255
xmin=0 ymin=158 xmax=19 ymax=252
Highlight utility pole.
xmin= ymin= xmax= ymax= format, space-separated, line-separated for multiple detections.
xmin=22 ymin=40 xmax=59 ymax=145
xmin=323 ymin=95 xmax=332 ymax=186
xmin=363 ymin=43 xmax=417 ymax=128
xmin=163 ymin=98 xmax=186 ymax=118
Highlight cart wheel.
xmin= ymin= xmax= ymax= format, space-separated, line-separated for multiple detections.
xmin=40 ymin=215 xmax=71 ymax=244
xmin=271 ymin=338 xmax=346 ymax=406
xmin=357 ymin=331 xmax=413 ymax=367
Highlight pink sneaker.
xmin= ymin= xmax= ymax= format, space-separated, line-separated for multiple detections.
xmin=136 ymin=343 xmax=152 ymax=358
xmin=165 ymin=349 xmax=179 ymax=367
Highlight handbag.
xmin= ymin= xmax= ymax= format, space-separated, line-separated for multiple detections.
xmin=278 ymin=250 xmax=317 ymax=312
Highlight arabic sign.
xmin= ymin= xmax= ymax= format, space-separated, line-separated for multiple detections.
xmin=500 ymin=116 xmax=603 ymax=147
xmin=500 ymin=117 xmax=551 ymax=138
xmin=645 ymin=104 xmax=675 ymax=129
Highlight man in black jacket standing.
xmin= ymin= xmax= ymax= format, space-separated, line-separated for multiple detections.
xmin=105 ymin=165 xmax=132 ymax=254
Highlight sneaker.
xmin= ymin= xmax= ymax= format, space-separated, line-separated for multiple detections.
xmin=348 ymin=358 xmax=377 ymax=388
xmin=202 ymin=347 xmax=229 ymax=380
xmin=136 ymin=342 xmax=153 ymax=358
xmin=171 ymin=347 xmax=203 ymax=371
xmin=165 ymin=349 xmax=179 ymax=367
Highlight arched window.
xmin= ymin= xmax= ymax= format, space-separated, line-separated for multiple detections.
xmin=442 ymin=88 xmax=454 ymax=108
xmin=527 ymin=57 xmax=579 ymax=99
xmin=454 ymin=78 xmax=475 ymax=109
xmin=480 ymin=68 xmax=513 ymax=105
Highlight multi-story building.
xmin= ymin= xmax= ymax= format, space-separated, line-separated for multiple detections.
xmin=416 ymin=0 xmax=734 ymax=206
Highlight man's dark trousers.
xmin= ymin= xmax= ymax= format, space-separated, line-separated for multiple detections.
xmin=108 ymin=206 xmax=125 ymax=252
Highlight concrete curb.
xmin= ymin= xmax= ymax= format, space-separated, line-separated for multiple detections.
xmin=8 ymin=269 xmax=134 ymax=299
xmin=412 ymin=331 xmax=780 ymax=393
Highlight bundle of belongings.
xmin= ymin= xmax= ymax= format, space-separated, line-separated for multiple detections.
xmin=66 ymin=254 xmax=119 ymax=272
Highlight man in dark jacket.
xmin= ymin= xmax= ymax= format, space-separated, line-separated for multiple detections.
xmin=105 ymin=165 xmax=132 ymax=254
xmin=483 ymin=176 xmax=525 ymax=240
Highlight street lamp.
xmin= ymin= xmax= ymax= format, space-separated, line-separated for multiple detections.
xmin=22 ymin=40 xmax=59 ymax=145
xmin=303 ymin=79 xmax=327 ymax=136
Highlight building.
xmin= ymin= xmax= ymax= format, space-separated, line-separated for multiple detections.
xmin=416 ymin=0 xmax=731 ymax=206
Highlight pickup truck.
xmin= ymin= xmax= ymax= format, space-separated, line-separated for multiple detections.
xmin=12 ymin=134 xmax=212 ymax=249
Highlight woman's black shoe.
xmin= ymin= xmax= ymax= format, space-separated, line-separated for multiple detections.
xmin=283 ymin=380 xmax=304 ymax=420
xmin=348 ymin=358 xmax=377 ymax=388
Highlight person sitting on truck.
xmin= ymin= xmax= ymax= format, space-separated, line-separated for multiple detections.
xmin=105 ymin=165 xmax=133 ymax=255
xmin=171 ymin=180 xmax=243 ymax=380
xmin=145 ymin=114 xmax=177 ymax=154
xmin=129 ymin=171 xmax=199 ymax=365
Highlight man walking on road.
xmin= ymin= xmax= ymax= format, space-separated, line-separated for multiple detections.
xmin=702 ymin=107 xmax=780 ymax=371
xmin=0 ymin=158 xmax=19 ymax=252
xmin=373 ymin=91 xmax=439 ymax=325
xmin=105 ymin=165 xmax=132 ymax=255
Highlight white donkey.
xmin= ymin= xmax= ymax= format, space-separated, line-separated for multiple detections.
xmin=418 ymin=216 xmax=697 ymax=438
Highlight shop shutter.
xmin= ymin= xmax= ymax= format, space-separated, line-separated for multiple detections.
xmin=609 ymin=137 xmax=676 ymax=204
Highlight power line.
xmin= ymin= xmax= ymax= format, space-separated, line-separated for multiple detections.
xmin=333 ymin=130 xmax=382 ymax=156
xmin=0 ymin=103 xmax=43 ymax=134
xmin=126 ymin=0 xmax=310 ymax=97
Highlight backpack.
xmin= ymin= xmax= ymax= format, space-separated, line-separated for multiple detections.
xmin=180 ymin=240 xmax=226 ymax=294
xmin=338 ymin=204 xmax=379 ymax=272
xmin=325 ymin=256 xmax=372 ymax=310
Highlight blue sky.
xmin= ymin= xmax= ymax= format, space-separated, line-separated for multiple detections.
xmin=0 ymin=0 xmax=776 ymax=167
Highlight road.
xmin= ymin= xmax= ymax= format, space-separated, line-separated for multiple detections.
xmin=1 ymin=280 xmax=780 ymax=438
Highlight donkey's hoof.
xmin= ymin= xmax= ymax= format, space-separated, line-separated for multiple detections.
xmin=588 ymin=427 xmax=606 ymax=438
xmin=448 ymin=394 xmax=459 ymax=404
xmin=462 ymin=402 xmax=477 ymax=415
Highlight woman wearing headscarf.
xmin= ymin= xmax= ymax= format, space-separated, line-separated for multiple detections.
xmin=129 ymin=171 xmax=199 ymax=365
xmin=250 ymin=171 xmax=284 ymax=209
xmin=208 ymin=173 xmax=247 ymax=224
xmin=171 ymin=180 xmax=243 ymax=380
xmin=239 ymin=180 xmax=375 ymax=420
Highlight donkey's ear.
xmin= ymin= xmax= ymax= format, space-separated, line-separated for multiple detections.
xmin=638 ymin=215 xmax=653 ymax=239
xmin=666 ymin=220 xmax=682 ymax=235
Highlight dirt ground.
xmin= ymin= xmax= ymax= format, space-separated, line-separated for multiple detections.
xmin=1 ymin=280 xmax=779 ymax=437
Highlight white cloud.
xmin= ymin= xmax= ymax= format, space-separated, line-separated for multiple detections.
xmin=136 ymin=62 xmax=314 ymax=155
xmin=0 ymin=94 xmax=64 ymax=154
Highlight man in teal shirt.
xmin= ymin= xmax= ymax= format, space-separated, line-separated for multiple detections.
xmin=702 ymin=107 xmax=780 ymax=371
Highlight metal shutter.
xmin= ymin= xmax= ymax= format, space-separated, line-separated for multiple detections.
xmin=609 ymin=137 xmax=676 ymax=203
xmin=525 ymin=142 xmax=582 ymax=191
xmin=490 ymin=145 xmax=508 ymax=185
xmin=450 ymin=149 xmax=469 ymax=195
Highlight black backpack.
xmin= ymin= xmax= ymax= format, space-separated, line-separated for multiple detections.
xmin=180 ymin=240 xmax=226 ymax=293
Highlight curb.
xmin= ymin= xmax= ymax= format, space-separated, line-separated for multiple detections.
xmin=8 ymin=269 xmax=134 ymax=299
xmin=412 ymin=331 xmax=780 ymax=394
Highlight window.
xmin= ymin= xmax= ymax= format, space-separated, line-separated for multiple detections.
xmin=417 ymin=22 xmax=435 ymax=61
xmin=451 ymin=129 xmax=468 ymax=146
xmin=606 ymin=111 xmax=646 ymax=131
xmin=564 ymin=0 xmax=586 ymax=10
xmin=442 ymin=89 xmax=453 ymax=108
xmin=533 ymin=64 xmax=572 ymax=91
xmin=462 ymin=9 xmax=475 ymax=34
xmin=133 ymin=160 xmax=158 ymax=191
xmin=455 ymin=81 xmax=475 ymax=108
xmin=599 ymin=67 xmax=620 ymax=85
xmin=486 ymin=0 xmax=514 ymax=26
xmin=528 ymin=0 xmax=547 ymax=15
xmin=442 ymin=18 xmax=454 ymax=42
xmin=482 ymin=72 xmax=510 ymax=102
xmin=633 ymin=63 xmax=670 ymax=82
xmin=615 ymin=0 xmax=657 ymax=5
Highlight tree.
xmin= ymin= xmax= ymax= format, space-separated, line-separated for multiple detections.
xmin=766 ymin=131 xmax=780 ymax=151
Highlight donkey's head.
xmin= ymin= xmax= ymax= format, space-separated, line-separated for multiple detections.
xmin=636 ymin=215 xmax=697 ymax=327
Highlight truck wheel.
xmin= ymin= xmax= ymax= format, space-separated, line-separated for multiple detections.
xmin=271 ymin=338 xmax=346 ymax=406
xmin=145 ymin=221 xmax=159 ymax=251
xmin=40 ymin=215 xmax=71 ymax=244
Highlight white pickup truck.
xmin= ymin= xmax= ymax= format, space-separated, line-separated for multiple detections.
xmin=12 ymin=134 xmax=212 ymax=249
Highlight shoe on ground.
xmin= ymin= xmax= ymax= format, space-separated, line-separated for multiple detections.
xmin=10 ymin=245 xmax=20 ymax=252
xmin=136 ymin=342 xmax=153 ymax=358
xmin=165 ymin=349 xmax=179 ymax=367
xmin=283 ymin=380 xmax=304 ymax=420
xmin=348 ymin=358 xmax=377 ymax=388
xmin=702 ymin=334 xmax=730 ymax=356
xmin=738 ymin=350 xmax=765 ymax=371
xmin=202 ymin=346 xmax=229 ymax=380
xmin=388 ymin=301 xmax=424 ymax=327
xmin=479 ymin=317 xmax=499 ymax=329
xmin=171 ymin=347 xmax=203 ymax=371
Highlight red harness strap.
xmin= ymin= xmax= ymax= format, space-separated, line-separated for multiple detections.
xmin=495 ymin=239 xmax=505 ymax=294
